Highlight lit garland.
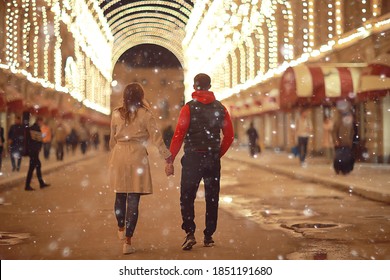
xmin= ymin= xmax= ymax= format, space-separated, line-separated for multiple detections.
xmin=2 ymin=0 xmax=113 ymax=115
xmin=110 ymin=14 xmax=186 ymax=36
xmin=4 ymin=0 xmax=390 ymax=114
xmin=32 ymin=0 xmax=39 ymax=77
xmin=281 ymin=0 xmax=293 ymax=60
xmin=361 ymin=0 xmax=368 ymax=22
xmin=327 ymin=0 xmax=334 ymax=40
xmin=104 ymin=1 xmax=193 ymax=67
xmin=52 ymin=0 xmax=62 ymax=87
xmin=182 ymin=0 xmax=390 ymax=101
xmin=308 ymin=0 xmax=315 ymax=51
xmin=335 ymin=0 xmax=343 ymax=36
xmin=245 ymin=37 xmax=255 ymax=80
xmin=22 ymin=0 xmax=30 ymax=69
xmin=42 ymin=6 xmax=50 ymax=81
xmin=302 ymin=0 xmax=309 ymax=53
xmin=372 ymin=0 xmax=380 ymax=17
xmin=239 ymin=44 xmax=246 ymax=83
xmin=231 ymin=51 xmax=238 ymax=87
xmin=5 ymin=0 xmax=19 ymax=68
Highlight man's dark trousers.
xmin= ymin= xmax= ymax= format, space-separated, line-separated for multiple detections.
xmin=25 ymin=151 xmax=44 ymax=187
xmin=180 ymin=151 xmax=221 ymax=237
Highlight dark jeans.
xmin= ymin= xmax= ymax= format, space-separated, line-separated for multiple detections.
xmin=80 ymin=141 xmax=87 ymax=154
xmin=298 ymin=136 xmax=309 ymax=163
xmin=56 ymin=142 xmax=64 ymax=161
xmin=114 ymin=193 xmax=141 ymax=238
xmin=10 ymin=147 xmax=22 ymax=171
xmin=180 ymin=151 xmax=221 ymax=237
xmin=43 ymin=142 xmax=51 ymax=159
xmin=248 ymin=140 xmax=259 ymax=157
xmin=25 ymin=152 xmax=45 ymax=188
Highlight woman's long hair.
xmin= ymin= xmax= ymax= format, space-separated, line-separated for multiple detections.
xmin=118 ymin=83 xmax=149 ymax=124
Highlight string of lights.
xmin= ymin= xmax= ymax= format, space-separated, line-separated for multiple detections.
xmin=2 ymin=0 xmax=390 ymax=112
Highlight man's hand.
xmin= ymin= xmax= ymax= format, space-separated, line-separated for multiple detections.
xmin=165 ymin=163 xmax=174 ymax=176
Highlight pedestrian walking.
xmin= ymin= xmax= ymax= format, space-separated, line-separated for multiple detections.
xmin=108 ymin=82 xmax=172 ymax=255
xmin=296 ymin=108 xmax=313 ymax=167
xmin=54 ymin=122 xmax=67 ymax=161
xmin=40 ymin=120 xmax=52 ymax=160
xmin=8 ymin=116 xmax=24 ymax=171
xmin=91 ymin=131 xmax=100 ymax=150
xmin=169 ymin=73 xmax=234 ymax=250
xmin=332 ymin=100 xmax=355 ymax=174
xmin=246 ymin=122 xmax=260 ymax=157
xmin=322 ymin=115 xmax=334 ymax=164
xmin=78 ymin=124 xmax=89 ymax=155
xmin=25 ymin=117 xmax=50 ymax=191
xmin=0 ymin=125 xmax=4 ymax=174
xmin=67 ymin=128 xmax=78 ymax=154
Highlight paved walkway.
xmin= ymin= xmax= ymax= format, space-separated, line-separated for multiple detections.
xmin=225 ymin=145 xmax=390 ymax=204
xmin=1 ymin=145 xmax=389 ymax=204
xmin=0 ymin=148 xmax=103 ymax=188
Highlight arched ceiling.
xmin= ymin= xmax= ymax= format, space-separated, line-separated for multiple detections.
xmin=99 ymin=0 xmax=194 ymax=67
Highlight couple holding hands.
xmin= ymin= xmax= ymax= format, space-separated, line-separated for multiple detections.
xmin=108 ymin=74 xmax=234 ymax=254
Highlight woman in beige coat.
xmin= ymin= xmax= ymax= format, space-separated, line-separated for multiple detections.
xmin=109 ymin=83 xmax=173 ymax=254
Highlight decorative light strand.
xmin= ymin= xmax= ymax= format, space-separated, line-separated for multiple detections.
xmin=42 ymin=6 xmax=50 ymax=81
xmin=22 ymin=0 xmax=31 ymax=69
xmin=53 ymin=0 xmax=62 ymax=87
xmin=5 ymin=1 xmax=13 ymax=65
xmin=361 ymin=0 xmax=368 ymax=23
xmin=372 ymin=0 xmax=380 ymax=17
xmin=327 ymin=0 xmax=334 ymax=40
xmin=32 ymin=0 xmax=39 ymax=77
xmin=335 ymin=1 xmax=343 ymax=36
xmin=239 ymin=44 xmax=246 ymax=83
xmin=246 ymin=38 xmax=255 ymax=80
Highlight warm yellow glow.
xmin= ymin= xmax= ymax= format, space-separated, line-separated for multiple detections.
xmin=3 ymin=0 xmax=113 ymax=115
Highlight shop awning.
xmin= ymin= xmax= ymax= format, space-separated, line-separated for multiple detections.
xmin=229 ymin=91 xmax=279 ymax=118
xmin=61 ymin=111 xmax=74 ymax=119
xmin=5 ymin=86 xmax=24 ymax=112
xmin=50 ymin=108 xmax=59 ymax=118
xmin=279 ymin=65 xmax=362 ymax=110
xmin=359 ymin=53 xmax=390 ymax=101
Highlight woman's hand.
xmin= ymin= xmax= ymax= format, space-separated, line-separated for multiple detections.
xmin=165 ymin=163 xmax=174 ymax=176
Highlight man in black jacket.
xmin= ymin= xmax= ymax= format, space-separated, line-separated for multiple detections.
xmin=169 ymin=73 xmax=234 ymax=250
xmin=25 ymin=117 xmax=50 ymax=191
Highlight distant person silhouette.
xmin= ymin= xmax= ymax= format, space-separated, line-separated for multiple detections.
xmin=25 ymin=117 xmax=50 ymax=191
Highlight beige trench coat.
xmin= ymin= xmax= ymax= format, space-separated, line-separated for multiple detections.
xmin=108 ymin=107 xmax=171 ymax=194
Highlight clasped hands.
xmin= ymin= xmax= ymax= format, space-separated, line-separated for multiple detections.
xmin=165 ymin=163 xmax=174 ymax=176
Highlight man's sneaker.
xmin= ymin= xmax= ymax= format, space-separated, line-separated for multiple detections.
xmin=40 ymin=183 xmax=51 ymax=189
xmin=182 ymin=233 xmax=196 ymax=250
xmin=123 ymin=243 xmax=136 ymax=254
xmin=204 ymin=236 xmax=215 ymax=247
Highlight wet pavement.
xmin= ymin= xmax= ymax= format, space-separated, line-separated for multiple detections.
xmin=0 ymin=146 xmax=389 ymax=260
xmin=0 ymin=150 xmax=302 ymax=260
xmin=225 ymin=145 xmax=390 ymax=204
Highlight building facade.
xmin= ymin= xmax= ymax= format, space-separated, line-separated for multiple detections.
xmin=0 ymin=0 xmax=112 ymax=149
xmin=181 ymin=0 xmax=390 ymax=164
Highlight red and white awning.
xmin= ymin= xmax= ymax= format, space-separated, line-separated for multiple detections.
xmin=359 ymin=53 xmax=390 ymax=100
xmin=279 ymin=65 xmax=361 ymax=110
xmin=5 ymin=86 xmax=24 ymax=112
xmin=229 ymin=91 xmax=279 ymax=118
